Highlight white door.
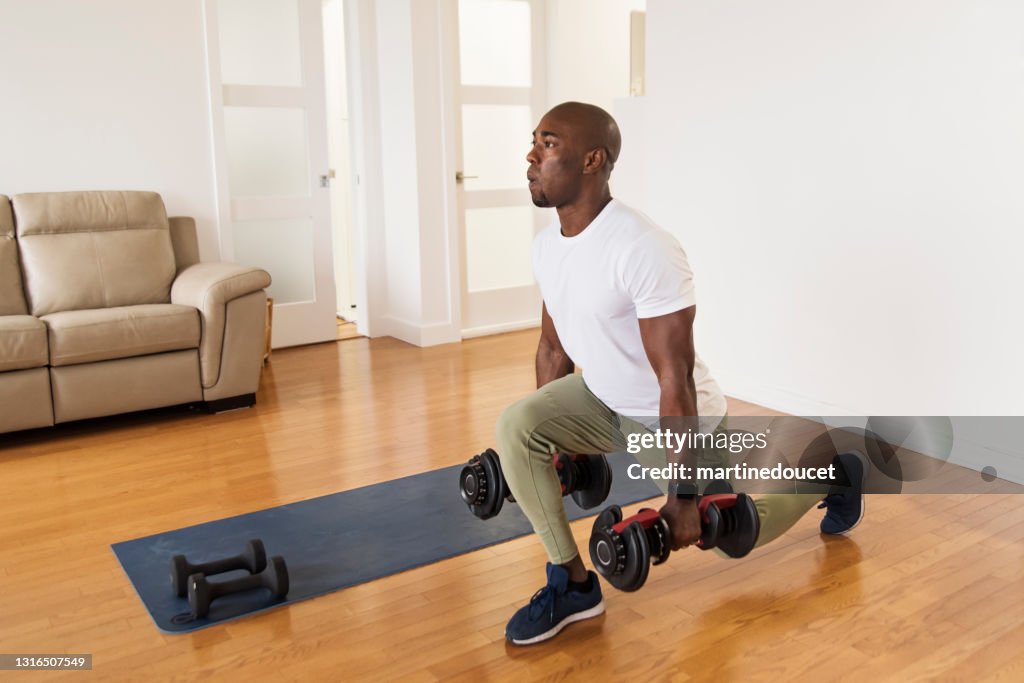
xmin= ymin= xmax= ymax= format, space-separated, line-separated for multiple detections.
xmin=451 ymin=0 xmax=546 ymax=336
xmin=206 ymin=0 xmax=337 ymax=348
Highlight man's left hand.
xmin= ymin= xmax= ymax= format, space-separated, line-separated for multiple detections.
xmin=659 ymin=497 xmax=702 ymax=550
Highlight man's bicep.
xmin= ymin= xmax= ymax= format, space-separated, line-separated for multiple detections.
xmin=638 ymin=306 xmax=697 ymax=380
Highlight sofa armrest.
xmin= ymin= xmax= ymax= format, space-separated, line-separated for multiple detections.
xmin=171 ymin=262 xmax=271 ymax=389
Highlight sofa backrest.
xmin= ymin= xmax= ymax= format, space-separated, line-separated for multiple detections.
xmin=0 ymin=195 xmax=29 ymax=316
xmin=14 ymin=191 xmax=177 ymax=316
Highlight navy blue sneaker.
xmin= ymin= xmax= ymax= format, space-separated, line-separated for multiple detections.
xmin=505 ymin=563 xmax=605 ymax=645
xmin=819 ymin=450 xmax=869 ymax=534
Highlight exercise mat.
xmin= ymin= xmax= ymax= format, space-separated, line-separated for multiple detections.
xmin=112 ymin=452 xmax=661 ymax=633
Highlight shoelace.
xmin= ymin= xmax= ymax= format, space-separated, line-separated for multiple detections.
xmin=817 ymin=493 xmax=842 ymax=510
xmin=527 ymin=584 xmax=558 ymax=622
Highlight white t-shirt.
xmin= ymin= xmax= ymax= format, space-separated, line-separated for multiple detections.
xmin=533 ymin=199 xmax=726 ymax=418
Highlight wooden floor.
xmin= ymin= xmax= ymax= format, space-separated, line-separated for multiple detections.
xmin=1 ymin=329 xmax=1023 ymax=681
xmin=336 ymin=317 xmax=362 ymax=342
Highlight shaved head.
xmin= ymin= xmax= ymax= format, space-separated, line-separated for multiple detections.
xmin=526 ymin=101 xmax=621 ymax=212
xmin=544 ymin=102 xmax=622 ymax=170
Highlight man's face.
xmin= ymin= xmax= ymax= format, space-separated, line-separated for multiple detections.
xmin=525 ymin=112 xmax=583 ymax=208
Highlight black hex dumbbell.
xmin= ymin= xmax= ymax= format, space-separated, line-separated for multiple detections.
xmin=188 ymin=555 xmax=290 ymax=619
xmin=459 ymin=448 xmax=613 ymax=520
xmin=170 ymin=539 xmax=267 ymax=597
xmin=589 ymin=492 xmax=761 ymax=592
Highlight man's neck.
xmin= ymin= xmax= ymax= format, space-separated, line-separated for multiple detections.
xmin=557 ymin=192 xmax=613 ymax=237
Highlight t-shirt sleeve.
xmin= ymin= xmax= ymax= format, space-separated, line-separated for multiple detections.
xmin=622 ymin=229 xmax=697 ymax=318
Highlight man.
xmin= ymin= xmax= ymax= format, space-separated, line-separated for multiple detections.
xmin=497 ymin=102 xmax=867 ymax=646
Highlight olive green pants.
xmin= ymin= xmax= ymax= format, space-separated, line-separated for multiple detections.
xmin=496 ymin=374 xmax=825 ymax=564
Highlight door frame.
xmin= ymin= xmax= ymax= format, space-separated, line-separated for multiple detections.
xmin=338 ymin=0 xmax=384 ymax=339
xmin=346 ymin=0 xmax=466 ymax=347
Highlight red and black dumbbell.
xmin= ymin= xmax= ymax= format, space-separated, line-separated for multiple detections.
xmin=589 ymin=493 xmax=760 ymax=592
xmin=459 ymin=449 xmax=613 ymax=520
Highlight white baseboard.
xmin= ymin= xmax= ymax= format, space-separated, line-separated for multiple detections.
xmin=380 ymin=317 xmax=539 ymax=345
xmin=381 ymin=317 xmax=461 ymax=347
xmin=461 ymin=318 xmax=540 ymax=339
xmin=717 ymin=373 xmax=860 ymax=417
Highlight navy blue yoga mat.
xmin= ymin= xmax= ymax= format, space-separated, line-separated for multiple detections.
xmin=112 ymin=452 xmax=661 ymax=633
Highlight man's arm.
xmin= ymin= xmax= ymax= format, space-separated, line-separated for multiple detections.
xmin=638 ymin=305 xmax=703 ymax=549
xmin=537 ymin=304 xmax=574 ymax=388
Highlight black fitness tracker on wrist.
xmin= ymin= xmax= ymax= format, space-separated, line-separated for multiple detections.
xmin=668 ymin=481 xmax=698 ymax=500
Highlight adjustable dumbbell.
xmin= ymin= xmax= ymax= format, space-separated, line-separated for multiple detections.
xmin=554 ymin=452 xmax=614 ymax=509
xmin=589 ymin=493 xmax=761 ymax=592
xmin=188 ymin=555 xmax=290 ymax=619
xmin=459 ymin=448 xmax=613 ymax=520
xmin=170 ymin=539 xmax=267 ymax=597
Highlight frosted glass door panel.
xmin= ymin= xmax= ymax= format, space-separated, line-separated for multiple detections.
xmin=225 ymin=107 xmax=310 ymax=197
xmin=217 ymin=0 xmax=302 ymax=86
xmin=458 ymin=0 xmax=531 ymax=87
xmin=462 ymin=104 xmax=532 ymax=191
xmin=465 ymin=207 xmax=535 ymax=292
xmin=233 ymin=218 xmax=315 ymax=304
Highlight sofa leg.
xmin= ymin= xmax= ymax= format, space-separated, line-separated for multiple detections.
xmin=193 ymin=393 xmax=256 ymax=414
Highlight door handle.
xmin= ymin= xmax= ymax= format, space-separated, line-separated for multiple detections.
xmin=455 ymin=171 xmax=478 ymax=183
xmin=320 ymin=169 xmax=336 ymax=188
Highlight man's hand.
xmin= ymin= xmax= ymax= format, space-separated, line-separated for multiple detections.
xmin=536 ymin=304 xmax=574 ymax=388
xmin=659 ymin=497 xmax=702 ymax=550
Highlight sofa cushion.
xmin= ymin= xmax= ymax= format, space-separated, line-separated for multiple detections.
xmin=0 ymin=195 xmax=29 ymax=316
xmin=14 ymin=191 xmax=177 ymax=316
xmin=0 ymin=315 xmax=48 ymax=372
xmin=42 ymin=304 xmax=200 ymax=367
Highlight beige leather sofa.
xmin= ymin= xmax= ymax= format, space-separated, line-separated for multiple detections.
xmin=0 ymin=190 xmax=271 ymax=434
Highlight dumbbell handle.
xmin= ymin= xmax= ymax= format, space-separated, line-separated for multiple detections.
xmin=189 ymin=555 xmax=254 ymax=576
xmin=207 ymin=571 xmax=275 ymax=599
xmin=612 ymin=494 xmax=739 ymax=529
xmin=612 ymin=495 xmax=735 ymax=548
xmin=171 ymin=540 xmax=266 ymax=597
xmin=612 ymin=507 xmax=662 ymax=534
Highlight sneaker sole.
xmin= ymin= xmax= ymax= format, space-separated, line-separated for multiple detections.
xmin=827 ymin=450 xmax=868 ymax=535
xmin=507 ymin=601 xmax=606 ymax=646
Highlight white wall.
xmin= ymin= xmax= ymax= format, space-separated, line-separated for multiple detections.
xmin=0 ymin=0 xmax=220 ymax=260
xmin=638 ymin=0 xmax=1024 ymax=417
xmin=545 ymin=0 xmax=645 ymax=113
xmin=546 ymin=0 xmax=648 ymax=214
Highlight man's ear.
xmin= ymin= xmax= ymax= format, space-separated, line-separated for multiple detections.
xmin=582 ymin=147 xmax=607 ymax=175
